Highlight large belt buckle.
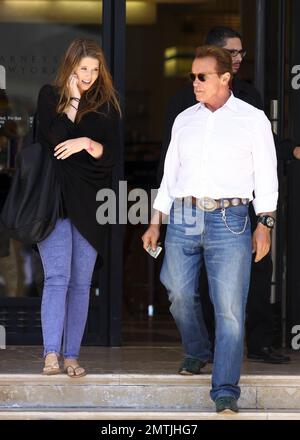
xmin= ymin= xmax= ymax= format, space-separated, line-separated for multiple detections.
xmin=197 ymin=197 xmax=218 ymax=212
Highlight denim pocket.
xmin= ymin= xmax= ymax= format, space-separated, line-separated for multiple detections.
xmin=226 ymin=204 xmax=249 ymax=219
xmin=221 ymin=205 xmax=249 ymax=235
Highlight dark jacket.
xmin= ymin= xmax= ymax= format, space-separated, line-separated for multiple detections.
xmin=157 ymin=78 xmax=296 ymax=184
xmin=37 ymin=84 xmax=121 ymax=254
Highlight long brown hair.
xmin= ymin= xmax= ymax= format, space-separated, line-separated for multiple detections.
xmin=54 ymin=38 xmax=121 ymax=122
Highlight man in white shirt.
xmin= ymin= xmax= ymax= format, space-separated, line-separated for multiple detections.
xmin=142 ymin=45 xmax=278 ymax=413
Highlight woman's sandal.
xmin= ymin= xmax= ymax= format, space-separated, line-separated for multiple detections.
xmin=64 ymin=361 xmax=86 ymax=378
xmin=42 ymin=353 xmax=61 ymax=375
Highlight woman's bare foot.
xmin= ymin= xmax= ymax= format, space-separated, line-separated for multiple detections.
xmin=42 ymin=352 xmax=61 ymax=375
xmin=64 ymin=359 xmax=86 ymax=378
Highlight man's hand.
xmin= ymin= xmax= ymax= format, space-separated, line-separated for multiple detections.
xmin=293 ymin=146 xmax=300 ymax=159
xmin=142 ymin=224 xmax=160 ymax=252
xmin=142 ymin=210 xmax=166 ymax=252
xmin=252 ymin=223 xmax=271 ymax=262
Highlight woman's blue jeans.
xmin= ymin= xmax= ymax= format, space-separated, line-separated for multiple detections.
xmin=160 ymin=202 xmax=252 ymax=401
xmin=37 ymin=219 xmax=97 ymax=359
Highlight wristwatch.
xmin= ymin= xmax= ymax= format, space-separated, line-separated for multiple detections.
xmin=257 ymin=215 xmax=275 ymax=229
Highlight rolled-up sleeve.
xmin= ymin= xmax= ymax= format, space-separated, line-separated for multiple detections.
xmin=153 ymin=124 xmax=180 ymax=215
xmin=251 ymin=112 xmax=278 ymax=214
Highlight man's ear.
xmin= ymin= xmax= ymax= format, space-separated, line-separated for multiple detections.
xmin=221 ymin=72 xmax=231 ymax=85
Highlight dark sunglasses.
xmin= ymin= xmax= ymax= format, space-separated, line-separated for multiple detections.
xmin=225 ymin=49 xmax=247 ymax=58
xmin=189 ymin=72 xmax=219 ymax=82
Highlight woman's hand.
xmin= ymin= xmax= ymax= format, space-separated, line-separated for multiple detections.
xmin=54 ymin=137 xmax=90 ymax=160
xmin=68 ymin=74 xmax=81 ymax=99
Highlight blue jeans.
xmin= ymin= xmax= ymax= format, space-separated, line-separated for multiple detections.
xmin=38 ymin=219 xmax=97 ymax=359
xmin=160 ymin=202 xmax=252 ymax=401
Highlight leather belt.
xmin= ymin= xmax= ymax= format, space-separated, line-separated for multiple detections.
xmin=191 ymin=196 xmax=249 ymax=212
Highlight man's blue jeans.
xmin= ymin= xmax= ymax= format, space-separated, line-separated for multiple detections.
xmin=160 ymin=202 xmax=252 ymax=401
xmin=37 ymin=219 xmax=97 ymax=359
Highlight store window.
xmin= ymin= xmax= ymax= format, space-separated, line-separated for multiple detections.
xmin=0 ymin=0 xmax=103 ymax=299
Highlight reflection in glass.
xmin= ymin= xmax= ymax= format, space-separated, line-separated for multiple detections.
xmin=0 ymin=0 xmax=103 ymax=298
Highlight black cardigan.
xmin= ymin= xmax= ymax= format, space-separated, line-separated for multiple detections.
xmin=37 ymin=84 xmax=120 ymax=254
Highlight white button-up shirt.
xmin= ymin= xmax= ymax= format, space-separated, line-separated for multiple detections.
xmin=154 ymin=94 xmax=278 ymax=215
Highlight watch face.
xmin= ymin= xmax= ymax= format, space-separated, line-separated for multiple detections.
xmin=266 ymin=217 xmax=275 ymax=227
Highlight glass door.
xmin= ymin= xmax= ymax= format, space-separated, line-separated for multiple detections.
xmin=123 ymin=0 xmax=242 ymax=343
xmin=0 ymin=0 xmax=107 ymax=344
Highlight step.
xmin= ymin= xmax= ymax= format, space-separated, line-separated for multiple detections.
xmin=1 ymin=374 xmax=300 ymax=412
xmin=1 ymin=409 xmax=300 ymax=420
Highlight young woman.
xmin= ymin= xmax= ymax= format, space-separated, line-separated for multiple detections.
xmin=37 ymin=38 xmax=121 ymax=377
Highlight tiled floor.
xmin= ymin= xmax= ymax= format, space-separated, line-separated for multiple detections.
xmin=0 ymin=344 xmax=299 ymax=376
xmin=1 ymin=316 xmax=298 ymax=375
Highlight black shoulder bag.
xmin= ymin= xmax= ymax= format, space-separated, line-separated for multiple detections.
xmin=0 ymin=116 xmax=60 ymax=244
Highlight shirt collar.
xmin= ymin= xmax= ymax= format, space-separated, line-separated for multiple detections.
xmin=195 ymin=92 xmax=238 ymax=113
xmin=225 ymin=92 xmax=238 ymax=112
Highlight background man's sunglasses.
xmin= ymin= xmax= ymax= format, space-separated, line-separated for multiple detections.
xmin=189 ymin=72 xmax=220 ymax=82
xmin=226 ymin=49 xmax=247 ymax=58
